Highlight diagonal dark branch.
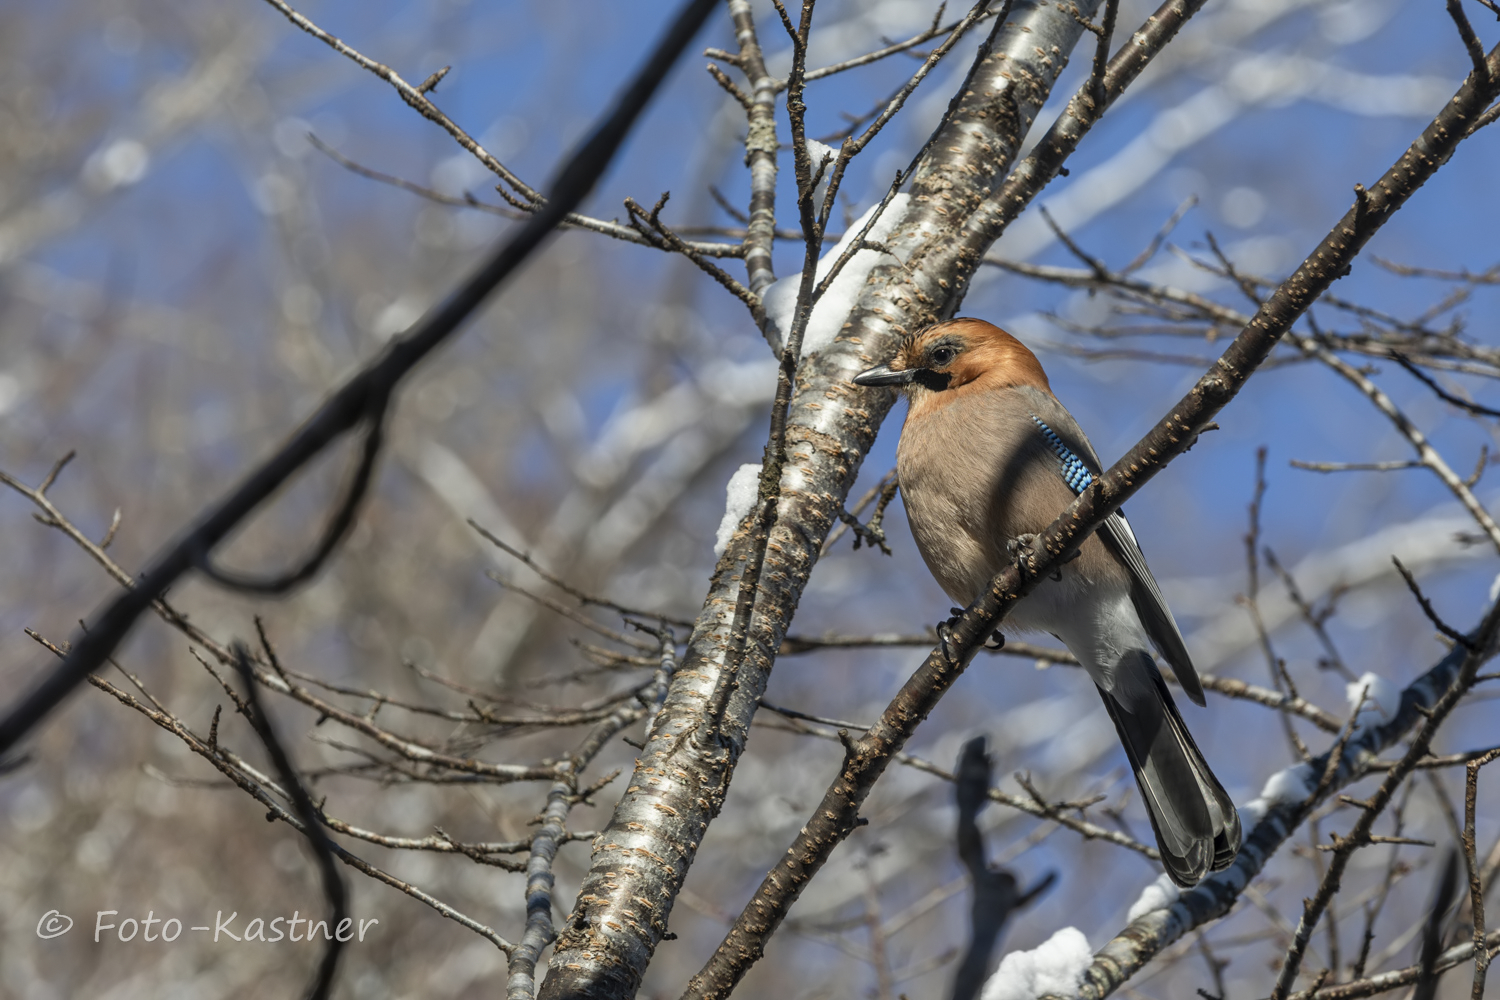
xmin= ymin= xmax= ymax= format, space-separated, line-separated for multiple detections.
xmin=195 ymin=410 xmax=386 ymax=594
xmin=232 ymin=642 xmax=347 ymax=1000
xmin=692 ymin=30 xmax=1500 ymax=1000
xmin=1391 ymin=351 xmax=1500 ymax=418
xmin=1392 ymin=555 xmax=1474 ymax=650
xmin=0 ymin=0 xmax=721 ymax=758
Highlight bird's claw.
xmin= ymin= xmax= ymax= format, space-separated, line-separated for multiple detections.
xmin=1007 ymin=533 xmax=1074 ymax=581
xmin=1007 ymin=533 xmax=1045 ymax=575
xmin=937 ymin=619 xmax=959 ymax=662
xmin=938 ymin=610 xmax=1003 ymax=657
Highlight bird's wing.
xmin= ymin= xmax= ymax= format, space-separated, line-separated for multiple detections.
xmin=1027 ymin=407 xmax=1206 ymax=706
xmin=1097 ymin=512 xmax=1205 ymax=705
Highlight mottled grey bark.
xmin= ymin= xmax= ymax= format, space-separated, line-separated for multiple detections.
xmin=728 ymin=0 xmax=779 ymax=310
xmin=1057 ymin=633 xmax=1497 ymax=1000
xmin=1033 ymin=41 xmax=1500 ymax=996
xmin=538 ymin=2 xmax=1103 ymax=997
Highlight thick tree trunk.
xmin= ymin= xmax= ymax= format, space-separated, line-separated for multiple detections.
xmin=537 ymin=2 xmax=1104 ymax=996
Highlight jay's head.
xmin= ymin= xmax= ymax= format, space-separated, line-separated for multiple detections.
xmin=852 ymin=318 xmax=1050 ymax=396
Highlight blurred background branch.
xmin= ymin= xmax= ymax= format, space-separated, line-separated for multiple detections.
xmin=3 ymin=1 xmax=1500 ymax=998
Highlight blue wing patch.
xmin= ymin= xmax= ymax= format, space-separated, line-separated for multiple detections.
xmin=1031 ymin=415 xmax=1094 ymax=495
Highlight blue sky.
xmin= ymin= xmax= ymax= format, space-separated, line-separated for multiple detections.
xmin=6 ymin=1 xmax=1500 ymax=995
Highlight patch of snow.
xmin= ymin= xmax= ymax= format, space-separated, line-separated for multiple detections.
xmin=981 ymin=927 xmax=1093 ymax=1000
xmin=762 ymin=193 xmax=911 ymax=356
xmin=714 ymin=464 xmax=763 ymax=558
xmin=1260 ymin=763 xmax=1316 ymax=804
xmin=1345 ymin=673 xmax=1400 ymax=736
xmin=1240 ymin=761 xmax=1318 ymax=828
xmin=1126 ymin=873 xmax=1180 ymax=923
xmin=804 ymin=138 xmax=836 ymax=213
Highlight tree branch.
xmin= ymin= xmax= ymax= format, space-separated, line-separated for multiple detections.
xmin=689 ymin=28 xmax=1500 ymax=1000
xmin=0 ymin=0 xmax=722 ymax=758
xmin=547 ymin=1 xmax=1115 ymax=995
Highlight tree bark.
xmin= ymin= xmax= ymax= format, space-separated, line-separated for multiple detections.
xmin=538 ymin=2 xmax=1104 ymax=996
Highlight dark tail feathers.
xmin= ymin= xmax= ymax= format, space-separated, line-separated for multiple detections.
xmin=1098 ymin=661 xmax=1241 ymax=888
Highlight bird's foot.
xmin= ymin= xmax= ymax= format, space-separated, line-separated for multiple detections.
xmin=938 ymin=610 xmax=1003 ymax=657
xmin=1007 ymin=533 xmax=1047 ymax=577
xmin=937 ymin=608 xmax=970 ymax=662
xmin=936 ymin=619 xmax=959 ymax=662
xmin=1007 ymin=533 xmax=1074 ymax=581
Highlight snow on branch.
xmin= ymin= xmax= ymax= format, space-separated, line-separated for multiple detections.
xmin=762 ymin=194 xmax=911 ymax=356
xmin=982 ymin=927 xmax=1094 ymax=1000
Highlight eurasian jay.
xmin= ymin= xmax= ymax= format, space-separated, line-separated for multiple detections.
xmin=853 ymin=317 xmax=1241 ymax=887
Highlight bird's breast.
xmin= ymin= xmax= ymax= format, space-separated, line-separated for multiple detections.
xmin=895 ymin=387 xmax=1125 ymax=625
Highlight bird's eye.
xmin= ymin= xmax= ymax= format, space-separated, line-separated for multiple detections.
xmin=930 ymin=346 xmax=956 ymax=366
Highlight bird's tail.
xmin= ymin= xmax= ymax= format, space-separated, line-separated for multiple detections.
xmin=1098 ymin=656 xmax=1241 ymax=888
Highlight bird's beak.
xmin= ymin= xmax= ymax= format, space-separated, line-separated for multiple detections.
xmin=852 ymin=364 xmax=917 ymax=387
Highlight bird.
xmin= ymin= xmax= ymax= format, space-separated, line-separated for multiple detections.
xmin=853 ymin=317 xmax=1241 ymax=887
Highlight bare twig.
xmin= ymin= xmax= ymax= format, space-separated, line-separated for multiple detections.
xmin=1290 ymin=459 xmax=1424 ymax=473
xmin=1464 ymin=748 xmax=1500 ymax=999
xmin=1302 ymin=345 xmax=1500 ymax=555
xmin=821 ymin=468 xmax=897 ymax=553
xmin=1392 ymin=556 xmax=1474 ymax=649
xmin=259 ymin=0 xmax=715 ymax=257
xmin=416 ymin=65 xmax=449 ymax=94
xmin=759 ymin=707 xmax=1157 ymax=857
xmin=625 ymin=193 xmax=764 ymax=316
xmin=1391 ymin=351 xmax=1500 ymax=419
xmin=0 ymin=0 xmax=721 ymax=757
xmin=1449 ymin=0 xmax=1490 ymax=81
xmin=801 ymin=4 xmax=981 ymax=84
xmin=1269 ymin=611 xmax=1497 ymax=1000
xmin=309 ymin=134 xmax=745 ymax=257
xmin=1264 ymin=547 xmax=1353 ymax=682
xmin=1286 ymin=930 xmax=1500 ymax=999
xmin=1086 ymin=0 xmax=1119 ymax=114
